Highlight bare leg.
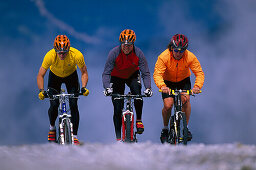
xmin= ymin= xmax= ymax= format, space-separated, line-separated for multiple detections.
xmin=182 ymin=95 xmax=191 ymax=125
xmin=162 ymin=97 xmax=174 ymax=126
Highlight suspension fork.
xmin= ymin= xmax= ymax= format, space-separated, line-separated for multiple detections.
xmin=173 ymin=94 xmax=182 ymax=137
xmin=175 ymin=93 xmax=182 ymax=112
xmin=59 ymin=100 xmax=74 ymax=144
xmin=126 ymin=98 xmax=132 ymax=112
xmin=122 ymin=98 xmax=135 ymax=142
xmin=122 ymin=98 xmax=133 ymax=122
xmin=123 ymin=99 xmax=132 ymax=122
xmin=59 ymin=101 xmax=65 ymax=144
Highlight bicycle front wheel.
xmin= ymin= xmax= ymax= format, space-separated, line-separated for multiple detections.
xmin=124 ymin=114 xmax=133 ymax=142
xmin=180 ymin=112 xmax=188 ymax=145
xmin=169 ymin=115 xmax=176 ymax=145
xmin=63 ymin=119 xmax=72 ymax=144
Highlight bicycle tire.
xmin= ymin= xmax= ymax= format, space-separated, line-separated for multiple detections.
xmin=63 ymin=119 xmax=72 ymax=144
xmin=169 ymin=116 xmax=176 ymax=145
xmin=180 ymin=112 xmax=188 ymax=145
xmin=125 ymin=114 xmax=132 ymax=142
xmin=57 ymin=128 xmax=61 ymax=144
xmin=57 ymin=117 xmax=62 ymax=144
xmin=176 ymin=116 xmax=181 ymax=144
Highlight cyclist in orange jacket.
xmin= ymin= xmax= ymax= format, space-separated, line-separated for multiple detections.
xmin=153 ymin=34 xmax=204 ymax=143
xmin=37 ymin=35 xmax=89 ymax=145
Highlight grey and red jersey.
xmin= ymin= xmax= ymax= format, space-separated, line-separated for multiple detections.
xmin=102 ymin=45 xmax=151 ymax=89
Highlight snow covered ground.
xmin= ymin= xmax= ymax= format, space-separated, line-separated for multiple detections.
xmin=0 ymin=142 xmax=255 ymax=170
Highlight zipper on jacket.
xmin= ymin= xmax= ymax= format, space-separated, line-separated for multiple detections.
xmin=176 ymin=62 xmax=178 ymax=82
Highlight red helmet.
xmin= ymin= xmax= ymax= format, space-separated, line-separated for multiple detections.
xmin=171 ymin=34 xmax=188 ymax=51
xmin=54 ymin=35 xmax=70 ymax=53
xmin=119 ymin=29 xmax=136 ymax=44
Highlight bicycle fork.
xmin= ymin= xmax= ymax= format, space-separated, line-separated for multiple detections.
xmin=173 ymin=94 xmax=185 ymax=143
xmin=58 ymin=101 xmax=74 ymax=145
xmin=173 ymin=113 xmax=178 ymax=138
xmin=122 ymin=110 xmax=134 ymax=142
xmin=59 ymin=115 xmax=74 ymax=145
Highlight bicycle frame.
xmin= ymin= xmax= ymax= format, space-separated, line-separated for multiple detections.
xmin=171 ymin=89 xmax=191 ymax=145
xmin=46 ymin=88 xmax=82 ymax=145
xmin=111 ymin=93 xmax=148 ymax=143
xmin=57 ymin=91 xmax=74 ymax=145
xmin=160 ymin=89 xmax=193 ymax=145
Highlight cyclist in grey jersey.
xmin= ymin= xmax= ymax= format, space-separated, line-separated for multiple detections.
xmin=102 ymin=29 xmax=152 ymax=141
xmin=102 ymin=45 xmax=151 ymax=89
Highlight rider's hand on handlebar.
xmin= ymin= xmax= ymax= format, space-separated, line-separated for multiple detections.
xmin=192 ymin=86 xmax=200 ymax=94
xmin=38 ymin=89 xmax=45 ymax=100
xmin=144 ymin=88 xmax=153 ymax=97
xmin=161 ymin=86 xmax=171 ymax=95
xmin=81 ymin=87 xmax=89 ymax=96
xmin=103 ymin=88 xmax=113 ymax=96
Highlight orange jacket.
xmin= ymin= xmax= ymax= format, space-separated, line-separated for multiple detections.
xmin=153 ymin=49 xmax=204 ymax=89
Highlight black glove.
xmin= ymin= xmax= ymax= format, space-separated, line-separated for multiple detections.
xmin=144 ymin=88 xmax=153 ymax=97
xmin=103 ymin=88 xmax=113 ymax=96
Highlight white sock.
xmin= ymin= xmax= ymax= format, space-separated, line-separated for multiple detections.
xmin=49 ymin=125 xmax=56 ymax=130
xmin=73 ymin=135 xmax=78 ymax=139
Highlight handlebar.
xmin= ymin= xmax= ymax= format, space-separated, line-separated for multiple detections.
xmin=43 ymin=88 xmax=84 ymax=100
xmin=110 ymin=93 xmax=149 ymax=99
xmin=44 ymin=92 xmax=83 ymax=100
xmin=159 ymin=89 xmax=202 ymax=96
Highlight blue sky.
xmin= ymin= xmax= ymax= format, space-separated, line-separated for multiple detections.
xmin=0 ymin=0 xmax=255 ymax=145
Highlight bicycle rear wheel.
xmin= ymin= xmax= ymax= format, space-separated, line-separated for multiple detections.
xmin=63 ymin=119 xmax=72 ymax=144
xmin=180 ymin=112 xmax=188 ymax=145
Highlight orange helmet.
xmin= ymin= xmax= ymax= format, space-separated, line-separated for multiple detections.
xmin=119 ymin=29 xmax=136 ymax=44
xmin=53 ymin=35 xmax=70 ymax=53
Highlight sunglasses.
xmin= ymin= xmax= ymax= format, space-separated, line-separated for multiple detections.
xmin=57 ymin=51 xmax=68 ymax=55
xmin=174 ymin=49 xmax=185 ymax=53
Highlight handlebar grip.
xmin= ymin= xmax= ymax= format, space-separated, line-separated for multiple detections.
xmin=159 ymin=89 xmax=175 ymax=95
xmin=75 ymin=93 xmax=84 ymax=96
xmin=43 ymin=91 xmax=49 ymax=98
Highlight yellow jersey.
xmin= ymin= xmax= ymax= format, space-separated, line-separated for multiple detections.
xmin=41 ymin=47 xmax=85 ymax=78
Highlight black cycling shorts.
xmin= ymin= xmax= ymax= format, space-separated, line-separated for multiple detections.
xmin=162 ymin=77 xmax=191 ymax=99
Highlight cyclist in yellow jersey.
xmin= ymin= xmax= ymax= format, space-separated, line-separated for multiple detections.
xmin=37 ymin=35 xmax=89 ymax=145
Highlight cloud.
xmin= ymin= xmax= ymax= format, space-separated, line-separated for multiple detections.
xmin=32 ymin=0 xmax=101 ymax=44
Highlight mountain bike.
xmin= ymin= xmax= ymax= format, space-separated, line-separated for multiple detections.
xmin=45 ymin=87 xmax=83 ymax=145
xmin=111 ymin=92 xmax=149 ymax=143
xmin=160 ymin=89 xmax=199 ymax=145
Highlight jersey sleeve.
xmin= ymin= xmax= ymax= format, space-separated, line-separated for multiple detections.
xmin=41 ymin=49 xmax=55 ymax=70
xmin=102 ymin=47 xmax=119 ymax=89
xmin=135 ymin=47 xmax=151 ymax=89
xmin=75 ymin=50 xmax=85 ymax=69
xmin=189 ymin=54 xmax=205 ymax=89
xmin=153 ymin=55 xmax=167 ymax=89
